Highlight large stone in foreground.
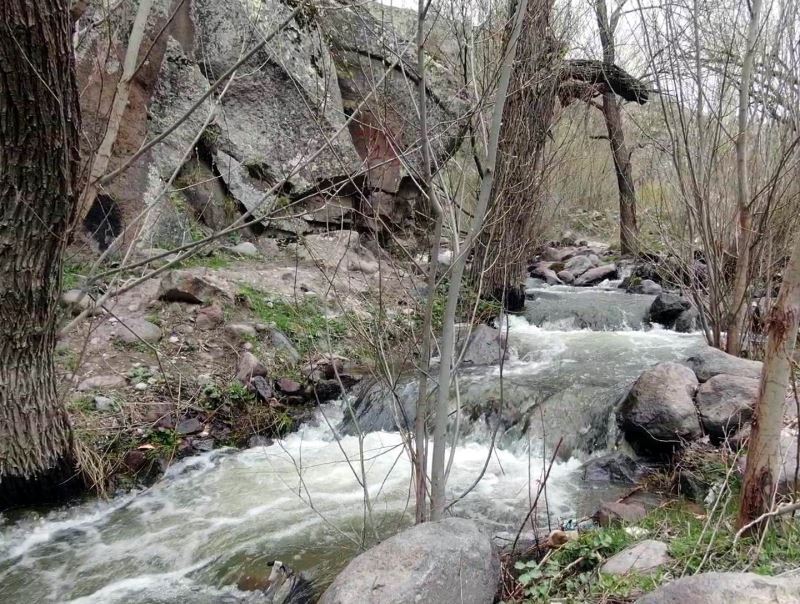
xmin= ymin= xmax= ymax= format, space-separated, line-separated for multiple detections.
xmin=695 ymin=374 xmax=758 ymax=441
xmin=319 ymin=518 xmax=499 ymax=604
xmin=636 ymin=572 xmax=800 ymax=603
xmin=683 ymin=347 xmax=762 ymax=382
xmin=618 ymin=362 xmax=701 ymax=456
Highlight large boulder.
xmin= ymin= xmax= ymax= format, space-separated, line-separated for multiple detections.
xmin=319 ymin=518 xmax=499 ymax=604
xmin=636 ymin=572 xmax=800 ymax=603
xmin=564 ymin=254 xmax=593 ymax=277
xmin=648 ymin=293 xmax=691 ymax=327
xmin=695 ymin=374 xmax=758 ymax=442
xmin=618 ymin=362 xmax=701 ymax=456
xmin=684 ymin=347 xmax=762 ymax=382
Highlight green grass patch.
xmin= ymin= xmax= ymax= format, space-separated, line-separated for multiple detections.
xmin=237 ymin=285 xmax=348 ymax=355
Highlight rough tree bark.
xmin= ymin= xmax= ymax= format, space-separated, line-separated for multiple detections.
xmin=0 ymin=0 xmax=81 ymax=508
xmin=727 ymin=0 xmax=763 ymax=356
xmin=469 ymin=0 xmax=559 ymax=311
xmin=594 ymin=0 xmax=638 ymax=256
xmin=738 ymin=232 xmax=800 ymax=532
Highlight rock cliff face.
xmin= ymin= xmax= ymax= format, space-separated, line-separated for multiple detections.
xmin=73 ymin=0 xmax=467 ymax=250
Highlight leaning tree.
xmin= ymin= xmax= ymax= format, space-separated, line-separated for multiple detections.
xmin=0 ymin=0 xmax=81 ymax=508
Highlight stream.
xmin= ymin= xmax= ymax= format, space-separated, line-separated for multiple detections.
xmin=0 ymin=281 xmax=707 ymax=603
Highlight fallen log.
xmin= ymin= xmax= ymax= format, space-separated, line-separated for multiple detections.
xmin=559 ymin=59 xmax=649 ymax=104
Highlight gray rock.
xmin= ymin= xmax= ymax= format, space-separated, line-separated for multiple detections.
xmin=574 ymin=263 xmax=618 ymax=286
xmin=579 ymin=452 xmax=645 ymax=484
xmin=250 ymin=375 xmax=274 ymax=401
xmin=116 ymin=319 xmax=162 ymax=344
xmin=648 ymin=293 xmax=690 ymax=327
xmin=158 ymin=270 xmax=233 ymax=304
xmin=457 ymin=325 xmax=508 ymax=366
xmin=93 ymin=395 xmax=116 ymax=412
xmin=195 ymin=304 xmax=224 ymax=330
xmin=674 ymin=307 xmax=699 ymax=332
xmin=228 ymin=241 xmax=259 ymax=257
xmin=176 ymin=417 xmax=203 ymax=435
xmin=684 ymin=347 xmax=763 ymax=382
xmin=192 ymin=438 xmax=215 ymax=452
xmin=77 ymin=374 xmax=126 ymax=391
xmin=270 ymin=329 xmax=301 ymax=363
xmin=635 ymin=572 xmax=800 ymax=603
xmin=225 ymin=323 xmax=257 ymax=340
xmin=695 ymin=374 xmax=758 ymax=441
xmin=564 ymin=254 xmax=594 ymax=277
xmin=319 ymin=518 xmax=499 ymax=604
xmin=629 ymin=279 xmax=662 ymax=296
xmin=557 ymin=270 xmax=575 ymax=284
xmin=531 ymin=262 xmax=564 ymax=285
xmin=596 ymin=501 xmax=647 ymax=527
xmin=618 ymin=362 xmax=701 ymax=456
xmin=601 ymin=540 xmax=670 ymax=575
xmin=236 ymin=352 xmax=268 ymax=383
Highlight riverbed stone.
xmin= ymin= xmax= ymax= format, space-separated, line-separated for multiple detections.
xmin=600 ymin=540 xmax=670 ymax=575
xmin=579 ymin=452 xmax=645 ymax=484
xmin=618 ymin=362 xmax=701 ymax=456
xmin=176 ymin=417 xmax=203 ymax=435
xmin=319 ymin=518 xmax=499 ymax=604
xmin=228 ymin=241 xmax=259 ymax=257
xmin=673 ymin=307 xmax=699 ymax=332
xmin=195 ymin=304 xmax=224 ymax=330
xmin=236 ymin=352 xmax=268 ymax=383
xmin=684 ymin=347 xmax=763 ymax=382
xmin=457 ymin=324 xmax=508 ymax=366
xmin=574 ymin=263 xmax=618 ymax=286
xmin=557 ymin=269 xmax=575 ymax=284
xmin=695 ymin=374 xmax=758 ymax=441
xmin=648 ymin=293 xmax=690 ymax=327
xmin=564 ymin=254 xmax=593 ymax=277
xmin=595 ymin=501 xmax=647 ymax=527
xmin=636 ymin=572 xmax=800 ymax=603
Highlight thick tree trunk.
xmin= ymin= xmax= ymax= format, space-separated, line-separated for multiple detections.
xmin=469 ymin=0 xmax=558 ymax=309
xmin=0 ymin=0 xmax=81 ymax=508
xmin=738 ymin=233 xmax=800 ymax=532
xmin=601 ymin=92 xmax=638 ymax=256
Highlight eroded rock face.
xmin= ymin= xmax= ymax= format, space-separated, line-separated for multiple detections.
xmin=636 ymin=572 xmax=800 ymax=603
xmin=319 ymin=518 xmax=499 ymax=604
xmin=618 ymin=362 xmax=701 ymax=456
xmin=75 ymin=0 xmax=465 ymax=247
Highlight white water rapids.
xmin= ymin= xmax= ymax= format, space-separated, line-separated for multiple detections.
xmin=0 ymin=284 xmax=707 ymax=603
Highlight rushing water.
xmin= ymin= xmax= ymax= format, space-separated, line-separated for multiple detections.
xmin=0 ymin=283 xmax=707 ymax=603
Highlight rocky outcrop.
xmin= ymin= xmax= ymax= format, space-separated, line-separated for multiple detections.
xmin=695 ymin=374 xmax=758 ymax=442
xmin=684 ymin=348 xmax=763 ymax=382
xmin=618 ymin=362 xmax=701 ymax=456
xmin=74 ymin=0 xmax=466 ymax=249
xmin=636 ymin=572 xmax=800 ymax=603
xmin=319 ymin=518 xmax=499 ymax=604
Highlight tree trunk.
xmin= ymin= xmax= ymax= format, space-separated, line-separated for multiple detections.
xmin=738 ymin=233 xmax=800 ymax=532
xmin=601 ymin=92 xmax=638 ymax=256
xmin=469 ymin=0 xmax=558 ymax=310
xmin=594 ymin=0 xmax=638 ymax=256
xmin=0 ymin=0 xmax=81 ymax=508
xmin=727 ymin=0 xmax=763 ymax=356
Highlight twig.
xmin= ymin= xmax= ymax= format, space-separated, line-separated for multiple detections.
xmin=733 ymin=500 xmax=800 ymax=544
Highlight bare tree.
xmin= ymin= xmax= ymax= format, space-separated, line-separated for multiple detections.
xmin=727 ymin=0 xmax=764 ymax=356
xmin=593 ymin=0 xmax=638 ymax=255
xmin=0 ymin=0 xmax=81 ymax=508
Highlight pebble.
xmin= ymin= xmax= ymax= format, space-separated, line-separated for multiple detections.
xmin=169 ymin=335 xmax=179 ymax=343
xmin=134 ymin=382 xmax=148 ymax=391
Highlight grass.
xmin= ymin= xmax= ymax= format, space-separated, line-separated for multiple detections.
xmin=237 ymin=285 xmax=348 ymax=356
xmin=508 ymin=448 xmax=800 ymax=604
